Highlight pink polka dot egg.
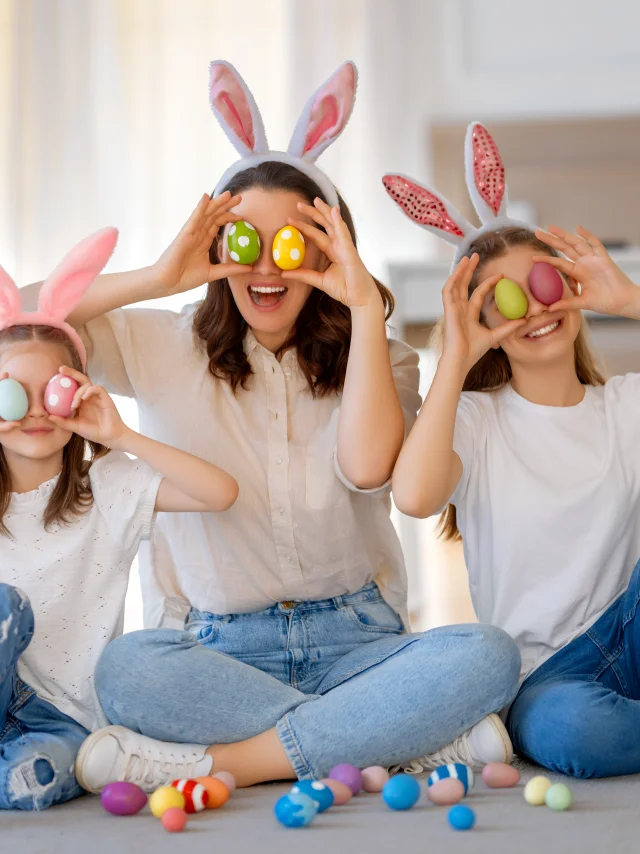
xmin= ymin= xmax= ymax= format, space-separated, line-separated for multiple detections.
xmin=44 ymin=374 xmax=79 ymax=417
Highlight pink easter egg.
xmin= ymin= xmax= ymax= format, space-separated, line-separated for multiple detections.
xmin=320 ymin=778 xmax=353 ymax=805
xmin=528 ymin=262 xmax=564 ymax=306
xmin=44 ymin=374 xmax=79 ymax=417
xmin=213 ymin=770 xmax=236 ymax=793
xmin=482 ymin=762 xmax=521 ymax=789
xmin=361 ymin=766 xmax=390 ymax=793
xmin=161 ymin=807 xmax=188 ymax=832
xmin=427 ymin=778 xmax=465 ymax=806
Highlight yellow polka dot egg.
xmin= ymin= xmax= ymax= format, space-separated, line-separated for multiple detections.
xmin=272 ymin=226 xmax=305 ymax=270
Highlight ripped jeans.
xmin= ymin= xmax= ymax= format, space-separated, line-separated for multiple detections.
xmin=0 ymin=584 xmax=88 ymax=810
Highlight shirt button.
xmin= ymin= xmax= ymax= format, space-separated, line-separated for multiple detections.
xmin=276 ymin=456 xmax=283 ymax=465
xmin=278 ymin=507 xmax=285 ymax=515
xmin=285 ymin=371 xmax=291 ymax=379
xmin=287 ymin=556 xmax=293 ymax=563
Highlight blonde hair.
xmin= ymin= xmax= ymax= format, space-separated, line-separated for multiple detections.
xmin=0 ymin=325 xmax=109 ymax=537
xmin=436 ymin=227 xmax=606 ymax=541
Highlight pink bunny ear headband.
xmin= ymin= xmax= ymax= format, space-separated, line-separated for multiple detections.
xmin=383 ymin=122 xmax=533 ymax=270
xmin=0 ymin=227 xmax=118 ymax=368
xmin=210 ymin=60 xmax=358 ymax=208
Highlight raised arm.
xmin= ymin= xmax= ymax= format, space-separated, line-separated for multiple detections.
xmin=20 ymin=193 xmax=252 ymax=326
xmin=393 ymin=255 xmax=525 ymax=518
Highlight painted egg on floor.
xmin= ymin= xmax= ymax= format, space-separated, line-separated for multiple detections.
xmin=427 ymin=778 xmax=465 ymax=805
xmin=195 ymin=776 xmax=229 ymax=809
xmin=274 ymin=792 xmax=318 ymax=827
xmin=228 ymin=220 xmax=261 ymax=265
xmin=524 ymin=775 xmax=552 ymax=806
xmin=100 ymin=781 xmax=147 ymax=816
xmin=361 ymin=766 xmax=389 ymax=793
xmin=428 ymin=763 xmax=474 ymax=795
xmin=528 ymin=262 xmax=564 ymax=306
xmin=291 ymin=780 xmax=335 ymax=813
xmin=382 ymin=774 xmax=421 ymax=810
xmin=213 ymin=770 xmax=236 ymax=793
xmin=482 ymin=762 xmax=520 ymax=788
xmin=320 ymin=778 xmax=352 ymax=805
xmin=161 ymin=806 xmax=188 ymax=832
xmin=328 ymin=763 xmax=363 ymax=795
xmin=495 ymin=277 xmax=529 ymax=320
xmin=44 ymin=374 xmax=79 ymax=417
xmin=0 ymin=378 xmax=28 ymax=422
xmin=149 ymin=786 xmax=185 ymax=818
xmin=170 ymin=778 xmax=209 ymax=813
xmin=272 ymin=226 xmax=305 ymax=270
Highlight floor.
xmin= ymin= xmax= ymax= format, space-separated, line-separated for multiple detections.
xmin=2 ymin=761 xmax=638 ymax=854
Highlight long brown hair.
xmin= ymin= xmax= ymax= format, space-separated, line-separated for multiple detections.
xmin=0 ymin=325 xmax=109 ymax=537
xmin=193 ymin=161 xmax=394 ymax=396
xmin=437 ymin=226 xmax=606 ymax=541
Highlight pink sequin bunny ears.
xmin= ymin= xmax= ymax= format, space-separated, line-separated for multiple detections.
xmin=383 ymin=122 xmax=532 ymax=268
xmin=0 ymin=227 xmax=118 ymax=368
xmin=210 ymin=60 xmax=358 ymax=207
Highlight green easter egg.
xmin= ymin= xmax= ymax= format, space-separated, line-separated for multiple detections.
xmin=495 ymin=278 xmax=529 ymax=320
xmin=227 ymin=221 xmax=260 ymax=265
xmin=0 ymin=378 xmax=28 ymax=421
xmin=544 ymin=783 xmax=573 ymax=812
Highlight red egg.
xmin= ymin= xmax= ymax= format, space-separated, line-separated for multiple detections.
xmin=170 ymin=778 xmax=208 ymax=813
xmin=161 ymin=807 xmax=188 ymax=832
xmin=44 ymin=374 xmax=79 ymax=417
xmin=528 ymin=262 xmax=564 ymax=305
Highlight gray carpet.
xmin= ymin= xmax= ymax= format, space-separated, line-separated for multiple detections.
xmin=1 ymin=762 xmax=637 ymax=854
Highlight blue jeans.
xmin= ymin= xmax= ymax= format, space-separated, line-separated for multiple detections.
xmin=0 ymin=584 xmax=88 ymax=810
xmin=96 ymin=582 xmax=520 ymax=779
xmin=508 ymin=559 xmax=640 ymax=778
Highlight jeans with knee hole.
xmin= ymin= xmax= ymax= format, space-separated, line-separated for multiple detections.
xmin=96 ymin=582 xmax=521 ymax=780
xmin=0 ymin=584 xmax=88 ymax=810
xmin=507 ymin=558 xmax=640 ymax=778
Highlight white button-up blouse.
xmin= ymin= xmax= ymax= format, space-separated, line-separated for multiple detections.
xmin=84 ymin=305 xmax=421 ymax=628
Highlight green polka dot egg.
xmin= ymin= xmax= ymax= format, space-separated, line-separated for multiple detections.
xmin=227 ymin=221 xmax=260 ymax=264
xmin=272 ymin=226 xmax=305 ymax=270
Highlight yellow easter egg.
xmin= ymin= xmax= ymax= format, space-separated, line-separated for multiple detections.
xmin=149 ymin=786 xmax=186 ymax=818
xmin=272 ymin=226 xmax=305 ymax=270
xmin=523 ymin=775 xmax=552 ymax=806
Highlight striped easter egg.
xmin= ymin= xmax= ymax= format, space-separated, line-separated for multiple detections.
xmin=170 ymin=779 xmax=209 ymax=813
xmin=427 ymin=763 xmax=474 ymax=795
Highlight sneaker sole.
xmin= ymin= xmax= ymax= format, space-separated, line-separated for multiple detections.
xmin=484 ymin=713 xmax=514 ymax=765
xmin=74 ymin=725 xmax=133 ymax=793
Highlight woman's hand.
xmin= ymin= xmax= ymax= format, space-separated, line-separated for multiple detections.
xmin=284 ymin=198 xmax=381 ymax=309
xmin=442 ymin=255 xmax=526 ymax=374
xmin=534 ymin=225 xmax=640 ymax=319
xmin=151 ymin=192 xmax=253 ymax=296
xmin=48 ymin=367 xmax=128 ymax=448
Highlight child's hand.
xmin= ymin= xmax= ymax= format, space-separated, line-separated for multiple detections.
xmin=151 ymin=192 xmax=253 ymax=295
xmin=0 ymin=372 xmax=23 ymax=432
xmin=47 ymin=367 xmax=127 ymax=448
xmin=284 ymin=198 xmax=382 ymax=310
xmin=442 ymin=255 xmax=526 ymax=374
xmin=534 ymin=225 xmax=640 ymax=319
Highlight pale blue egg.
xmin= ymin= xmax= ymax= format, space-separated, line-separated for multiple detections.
xmin=0 ymin=378 xmax=28 ymax=421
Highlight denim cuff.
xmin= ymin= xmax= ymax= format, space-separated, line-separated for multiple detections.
xmin=276 ymin=714 xmax=314 ymax=780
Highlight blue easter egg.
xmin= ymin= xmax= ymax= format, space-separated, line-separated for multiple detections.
xmin=428 ymin=763 xmax=474 ymax=795
xmin=0 ymin=378 xmax=28 ymax=422
xmin=448 ymin=804 xmax=476 ymax=831
xmin=290 ymin=780 xmax=335 ymax=813
xmin=274 ymin=793 xmax=318 ymax=828
xmin=382 ymin=774 xmax=421 ymax=811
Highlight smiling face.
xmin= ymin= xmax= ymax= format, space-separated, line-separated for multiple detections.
xmin=0 ymin=340 xmax=75 ymax=464
xmin=218 ymin=188 xmax=325 ymax=351
xmin=477 ymin=244 xmax=582 ymax=370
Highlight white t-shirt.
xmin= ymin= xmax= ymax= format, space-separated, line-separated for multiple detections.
xmin=451 ymin=376 xmax=640 ymax=682
xmin=83 ymin=307 xmax=421 ymax=629
xmin=0 ymin=452 xmax=162 ymax=731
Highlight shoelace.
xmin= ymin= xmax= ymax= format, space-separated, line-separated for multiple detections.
xmin=123 ymin=744 xmax=199 ymax=788
xmin=389 ymin=728 xmax=474 ymax=775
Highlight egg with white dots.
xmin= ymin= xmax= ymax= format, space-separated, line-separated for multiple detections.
xmin=44 ymin=374 xmax=79 ymax=417
xmin=228 ymin=220 xmax=261 ymax=265
xmin=272 ymin=226 xmax=305 ymax=270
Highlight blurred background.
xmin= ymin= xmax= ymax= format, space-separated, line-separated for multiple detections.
xmin=3 ymin=0 xmax=640 ymax=630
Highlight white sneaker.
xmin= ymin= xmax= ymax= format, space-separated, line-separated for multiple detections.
xmin=74 ymin=726 xmax=213 ymax=793
xmin=391 ymin=713 xmax=513 ymax=774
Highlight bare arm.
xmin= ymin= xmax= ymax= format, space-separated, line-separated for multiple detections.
xmin=21 ymin=193 xmax=251 ymax=326
xmin=393 ymin=256 xmax=525 ymax=518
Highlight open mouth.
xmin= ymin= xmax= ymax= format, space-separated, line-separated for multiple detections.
xmin=525 ymin=319 xmax=561 ymax=340
xmin=248 ymin=285 xmax=288 ymax=310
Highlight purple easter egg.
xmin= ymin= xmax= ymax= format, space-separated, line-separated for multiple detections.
xmin=528 ymin=262 xmax=564 ymax=306
xmin=328 ymin=763 xmax=363 ymax=795
xmin=101 ymin=781 xmax=147 ymax=816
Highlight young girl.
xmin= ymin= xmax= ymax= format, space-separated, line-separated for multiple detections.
xmin=0 ymin=228 xmax=238 ymax=809
xmin=28 ymin=64 xmax=521 ymax=792
xmin=386 ymin=123 xmax=640 ymax=778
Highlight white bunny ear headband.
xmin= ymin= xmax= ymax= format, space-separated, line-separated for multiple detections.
xmin=210 ymin=60 xmax=358 ymax=207
xmin=383 ymin=122 xmax=533 ymax=269
xmin=0 ymin=228 xmax=118 ymax=368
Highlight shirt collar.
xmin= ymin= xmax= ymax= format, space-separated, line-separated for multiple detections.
xmin=243 ymin=330 xmax=297 ymax=367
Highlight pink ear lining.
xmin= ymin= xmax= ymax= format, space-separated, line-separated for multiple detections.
xmin=303 ymin=95 xmax=340 ymax=154
xmin=0 ymin=267 xmax=21 ymax=325
xmin=382 ymin=176 xmax=465 ymax=238
xmin=301 ymin=62 xmax=356 ymax=156
xmin=470 ymin=124 xmax=505 ymax=217
xmin=209 ymin=65 xmax=255 ymax=152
